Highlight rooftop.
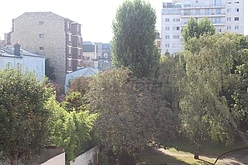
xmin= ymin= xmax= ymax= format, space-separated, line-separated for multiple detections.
xmin=0 ymin=44 xmax=44 ymax=58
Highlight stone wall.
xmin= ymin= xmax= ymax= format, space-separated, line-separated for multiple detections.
xmin=11 ymin=12 xmax=66 ymax=85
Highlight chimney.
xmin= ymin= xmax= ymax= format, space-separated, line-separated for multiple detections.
xmin=14 ymin=43 xmax=20 ymax=56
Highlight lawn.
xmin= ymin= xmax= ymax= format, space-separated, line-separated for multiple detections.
xmin=137 ymin=138 xmax=248 ymax=165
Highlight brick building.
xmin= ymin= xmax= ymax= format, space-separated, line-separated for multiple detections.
xmin=10 ymin=12 xmax=83 ymax=85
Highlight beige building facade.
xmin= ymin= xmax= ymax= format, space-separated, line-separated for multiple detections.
xmin=11 ymin=12 xmax=83 ymax=85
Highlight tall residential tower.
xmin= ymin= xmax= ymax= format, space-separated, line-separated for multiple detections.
xmin=161 ymin=0 xmax=244 ymax=54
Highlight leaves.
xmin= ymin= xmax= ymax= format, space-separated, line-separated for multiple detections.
xmin=111 ymin=0 xmax=160 ymax=78
xmin=86 ymin=68 xmax=174 ymax=155
xmin=0 ymin=67 xmax=53 ymax=164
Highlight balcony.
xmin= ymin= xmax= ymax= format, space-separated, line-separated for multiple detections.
xmin=181 ymin=12 xmax=226 ymax=18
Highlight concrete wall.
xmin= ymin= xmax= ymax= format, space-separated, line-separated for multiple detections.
xmin=70 ymin=146 xmax=99 ymax=165
xmin=41 ymin=152 xmax=65 ymax=165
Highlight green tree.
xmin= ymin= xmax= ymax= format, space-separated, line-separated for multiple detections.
xmin=61 ymin=91 xmax=85 ymax=112
xmin=48 ymin=96 xmax=97 ymax=164
xmin=0 ymin=67 xmax=53 ymax=165
xmin=231 ymin=35 xmax=248 ymax=131
xmin=86 ymin=68 xmax=174 ymax=164
xmin=157 ymin=53 xmax=186 ymax=129
xmin=182 ymin=17 xmax=215 ymax=43
xmin=180 ymin=33 xmax=239 ymax=159
xmin=111 ymin=0 xmax=160 ymax=78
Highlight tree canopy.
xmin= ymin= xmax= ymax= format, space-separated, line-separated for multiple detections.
xmin=111 ymin=0 xmax=160 ymax=78
xmin=0 ymin=67 xmax=53 ymax=165
xmin=179 ymin=32 xmax=244 ymax=159
xmin=182 ymin=17 xmax=215 ymax=43
xmin=86 ymin=68 xmax=174 ymax=162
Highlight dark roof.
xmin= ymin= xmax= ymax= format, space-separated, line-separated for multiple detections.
xmin=83 ymin=41 xmax=95 ymax=52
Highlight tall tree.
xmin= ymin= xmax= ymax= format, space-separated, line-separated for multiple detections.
xmin=180 ymin=33 xmax=239 ymax=159
xmin=111 ymin=0 xmax=160 ymax=78
xmin=0 ymin=67 xmax=53 ymax=165
xmin=86 ymin=68 xmax=174 ymax=164
xmin=182 ymin=17 xmax=215 ymax=43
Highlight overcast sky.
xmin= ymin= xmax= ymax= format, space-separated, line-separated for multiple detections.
xmin=0 ymin=0 xmax=247 ymax=43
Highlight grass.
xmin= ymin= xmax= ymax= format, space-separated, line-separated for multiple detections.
xmin=137 ymin=138 xmax=248 ymax=165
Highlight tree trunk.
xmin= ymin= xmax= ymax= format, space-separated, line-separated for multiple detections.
xmin=9 ymin=154 xmax=18 ymax=165
xmin=194 ymin=140 xmax=199 ymax=159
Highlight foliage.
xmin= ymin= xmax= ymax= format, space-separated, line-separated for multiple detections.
xmin=0 ymin=67 xmax=53 ymax=165
xmin=86 ymin=68 xmax=174 ymax=157
xmin=111 ymin=0 xmax=160 ymax=78
xmin=231 ymin=35 xmax=248 ymax=128
xmin=48 ymin=96 xmax=97 ymax=164
xmin=45 ymin=58 xmax=56 ymax=81
xmin=179 ymin=32 xmax=242 ymax=158
xmin=61 ymin=91 xmax=86 ymax=112
xmin=68 ymin=76 xmax=92 ymax=97
xmin=157 ymin=53 xmax=186 ymax=128
xmin=182 ymin=17 xmax=215 ymax=43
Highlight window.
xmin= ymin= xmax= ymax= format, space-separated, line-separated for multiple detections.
xmin=218 ymin=29 xmax=222 ymax=32
xmin=195 ymin=9 xmax=200 ymax=15
xmin=165 ymin=27 xmax=170 ymax=31
xmin=236 ymin=8 xmax=239 ymax=12
xmin=235 ymin=1 xmax=239 ymax=4
xmin=78 ymin=36 xmax=81 ymax=45
xmin=235 ymin=26 xmax=239 ymax=30
xmin=78 ymin=49 xmax=81 ymax=57
xmin=67 ymin=22 xmax=70 ymax=30
xmin=165 ymin=35 xmax=170 ymax=39
xmin=227 ymin=1 xmax=231 ymax=4
xmin=184 ymin=10 xmax=191 ymax=15
xmin=39 ymin=34 xmax=44 ymax=38
xmin=77 ymin=25 xmax=80 ymax=33
xmin=39 ymin=21 xmax=44 ymax=25
xmin=205 ymin=9 xmax=210 ymax=15
xmin=227 ymin=26 xmax=231 ymax=30
xmin=68 ymin=34 xmax=71 ymax=42
xmin=214 ymin=0 xmax=221 ymax=6
xmin=214 ymin=17 xmax=221 ymax=23
xmin=68 ymin=60 xmax=71 ymax=69
xmin=173 ymin=35 xmax=180 ymax=39
xmin=227 ymin=8 xmax=231 ymax=12
xmin=68 ymin=47 xmax=71 ymax=57
xmin=227 ymin=17 xmax=231 ymax=21
xmin=165 ymin=44 xmax=170 ymax=48
xmin=173 ymin=26 xmax=180 ymax=31
xmin=216 ymin=8 xmax=221 ymax=14
xmin=165 ymin=18 xmax=170 ymax=22
xmin=196 ymin=0 xmax=198 ymax=3
xmin=173 ymin=18 xmax=180 ymax=22
xmin=234 ymin=17 xmax=239 ymax=21
xmin=39 ymin=47 xmax=44 ymax=50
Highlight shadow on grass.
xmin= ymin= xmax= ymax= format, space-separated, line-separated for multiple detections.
xmin=137 ymin=146 xmax=189 ymax=165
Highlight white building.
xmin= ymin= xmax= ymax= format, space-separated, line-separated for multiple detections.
xmin=161 ymin=0 xmax=244 ymax=54
xmin=0 ymin=43 xmax=45 ymax=80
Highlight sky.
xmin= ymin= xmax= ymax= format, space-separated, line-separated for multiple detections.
xmin=0 ymin=0 xmax=247 ymax=43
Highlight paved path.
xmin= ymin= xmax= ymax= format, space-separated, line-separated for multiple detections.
xmin=155 ymin=148 xmax=248 ymax=165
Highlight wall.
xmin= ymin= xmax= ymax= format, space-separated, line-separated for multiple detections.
xmin=11 ymin=12 xmax=66 ymax=85
xmin=70 ymin=146 xmax=99 ymax=165
xmin=41 ymin=152 xmax=65 ymax=165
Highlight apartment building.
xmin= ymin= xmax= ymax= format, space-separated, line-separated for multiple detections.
xmin=161 ymin=0 xmax=244 ymax=54
xmin=10 ymin=12 xmax=83 ymax=85
xmin=95 ymin=42 xmax=112 ymax=70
